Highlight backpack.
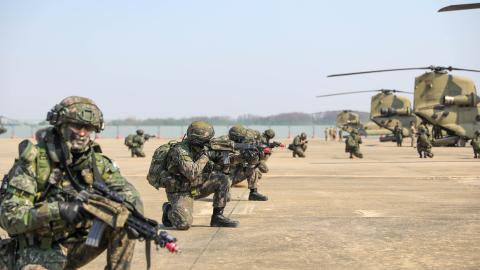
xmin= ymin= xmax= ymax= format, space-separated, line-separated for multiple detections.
xmin=147 ymin=140 xmax=178 ymax=189
xmin=124 ymin=134 xmax=135 ymax=148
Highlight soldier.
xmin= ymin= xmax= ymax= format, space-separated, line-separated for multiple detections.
xmin=258 ymin=128 xmax=282 ymax=175
xmin=125 ymin=129 xmax=155 ymax=158
xmin=345 ymin=129 xmax=363 ymax=158
xmin=324 ymin=128 xmax=328 ymax=141
xmin=228 ymin=125 xmax=269 ymax=201
xmin=338 ymin=129 xmax=343 ymax=142
xmin=161 ymin=121 xmax=239 ymax=230
xmin=289 ymin=132 xmax=308 ymax=158
xmin=417 ymin=127 xmax=433 ymax=158
xmin=409 ymin=121 xmax=417 ymax=147
xmin=393 ymin=124 xmax=403 ymax=147
xmin=0 ymin=96 xmax=143 ymax=270
xmin=470 ymin=130 xmax=480 ymax=158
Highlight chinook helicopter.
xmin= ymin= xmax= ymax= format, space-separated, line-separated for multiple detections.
xmin=438 ymin=3 xmax=480 ymax=12
xmin=328 ymin=66 xmax=480 ymax=146
xmin=318 ymin=89 xmax=415 ymax=139
xmin=335 ymin=110 xmax=390 ymax=136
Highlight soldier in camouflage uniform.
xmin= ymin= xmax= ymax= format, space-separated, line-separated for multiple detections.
xmin=345 ymin=129 xmax=363 ymax=158
xmin=126 ymin=129 xmax=155 ymax=158
xmin=393 ymin=124 xmax=403 ymax=147
xmin=470 ymin=130 xmax=480 ymax=158
xmin=0 ymin=96 xmax=143 ymax=270
xmin=257 ymin=129 xmax=277 ymax=174
xmin=289 ymin=132 xmax=308 ymax=158
xmin=228 ymin=125 xmax=269 ymax=201
xmin=161 ymin=121 xmax=239 ymax=230
xmin=417 ymin=127 xmax=433 ymax=158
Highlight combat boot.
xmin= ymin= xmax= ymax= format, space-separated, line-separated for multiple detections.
xmin=249 ymin=189 xmax=268 ymax=201
xmin=162 ymin=202 xmax=172 ymax=227
xmin=210 ymin=207 xmax=239 ymax=228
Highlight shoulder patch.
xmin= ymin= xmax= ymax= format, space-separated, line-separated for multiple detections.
xmin=18 ymin=140 xmax=38 ymax=163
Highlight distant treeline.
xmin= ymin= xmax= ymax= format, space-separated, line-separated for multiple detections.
xmin=108 ymin=111 xmax=370 ymax=126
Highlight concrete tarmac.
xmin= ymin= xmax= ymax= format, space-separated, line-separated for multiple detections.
xmin=1 ymin=138 xmax=479 ymax=269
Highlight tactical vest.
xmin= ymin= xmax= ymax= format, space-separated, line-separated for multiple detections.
xmin=3 ymin=128 xmax=108 ymax=249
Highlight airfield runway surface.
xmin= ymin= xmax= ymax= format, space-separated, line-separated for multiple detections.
xmin=1 ymin=138 xmax=479 ymax=269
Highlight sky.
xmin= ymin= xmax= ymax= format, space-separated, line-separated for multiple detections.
xmin=0 ymin=0 xmax=479 ymax=121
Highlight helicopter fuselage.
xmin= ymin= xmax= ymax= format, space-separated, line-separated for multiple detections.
xmin=413 ymin=72 xmax=479 ymax=141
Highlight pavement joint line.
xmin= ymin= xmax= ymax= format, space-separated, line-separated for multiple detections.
xmin=265 ymin=175 xmax=480 ymax=179
xmin=188 ymin=188 xmax=248 ymax=270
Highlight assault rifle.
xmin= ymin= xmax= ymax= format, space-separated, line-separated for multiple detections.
xmin=266 ymin=141 xmax=285 ymax=148
xmin=55 ymin=139 xmax=179 ymax=270
xmin=144 ymin=134 xmax=156 ymax=140
xmin=207 ymin=138 xmax=272 ymax=168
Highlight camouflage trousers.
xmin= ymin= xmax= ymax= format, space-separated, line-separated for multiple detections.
xmin=472 ymin=147 xmax=480 ymax=158
xmin=130 ymin=147 xmax=145 ymax=158
xmin=165 ymin=171 xmax=231 ymax=230
xmin=347 ymin=147 xmax=363 ymax=158
xmin=230 ymin=165 xmax=258 ymax=189
xmin=13 ymin=228 xmax=135 ymax=270
xmin=292 ymin=145 xmax=307 ymax=158
xmin=417 ymin=145 xmax=433 ymax=158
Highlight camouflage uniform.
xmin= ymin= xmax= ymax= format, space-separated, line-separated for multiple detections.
xmin=417 ymin=129 xmax=433 ymax=158
xmin=0 ymin=96 xmax=142 ymax=270
xmin=228 ymin=126 xmax=268 ymax=201
xmin=128 ymin=129 xmax=154 ymax=158
xmin=393 ymin=125 xmax=403 ymax=147
xmin=470 ymin=130 xmax=480 ymax=158
xmin=161 ymin=121 xmax=238 ymax=230
xmin=290 ymin=133 xmax=308 ymax=158
xmin=345 ymin=129 xmax=363 ymax=158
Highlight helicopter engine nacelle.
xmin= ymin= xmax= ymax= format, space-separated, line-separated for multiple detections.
xmin=380 ymin=107 xmax=411 ymax=116
xmin=442 ymin=93 xmax=477 ymax=107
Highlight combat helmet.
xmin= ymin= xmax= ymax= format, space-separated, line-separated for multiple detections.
xmin=300 ymin=132 xmax=307 ymax=139
xmin=351 ymin=129 xmax=358 ymax=134
xmin=229 ymin=125 xmax=247 ymax=143
xmin=47 ymin=96 xmax=104 ymax=132
xmin=263 ymin=129 xmax=275 ymax=139
xmin=137 ymin=129 xmax=144 ymax=135
xmin=186 ymin=121 xmax=215 ymax=145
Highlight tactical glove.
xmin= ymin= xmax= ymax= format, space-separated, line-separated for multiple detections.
xmin=58 ymin=201 xmax=88 ymax=224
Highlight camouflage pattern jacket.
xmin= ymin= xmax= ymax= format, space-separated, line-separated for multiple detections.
xmin=471 ymin=136 xmax=480 ymax=150
xmin=165 ymin=141 xmax=209 ymax=193
xmin=0 ymin=128 xmax=142 ymax=249
xmin=292 ymin=136 xmax=307 ymax=147
xmin=417 ymin=133 xmax=432 ymax=148
xmin=132 ymin=134 xmax=146 ymax=148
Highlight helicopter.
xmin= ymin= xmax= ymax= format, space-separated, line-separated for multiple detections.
xmin=334 ymin=110 xmax=390 ymax=137
xmin=318 ymin=89 xmax=416 ymax=139
xmin=438 ymin=3 xmax=480 ymax=12
xmin=327 ymin=66 xmax=480 ymax=146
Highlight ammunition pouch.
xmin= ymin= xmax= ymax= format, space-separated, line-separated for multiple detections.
xmin=0 ymin=237 xmax=16 ymax=270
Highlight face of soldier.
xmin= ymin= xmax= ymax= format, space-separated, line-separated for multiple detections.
xmin=61 ymin=123 xmax=95 ymax=153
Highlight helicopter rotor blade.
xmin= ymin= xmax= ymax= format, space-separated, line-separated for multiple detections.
xmin=316 ymin=90 xmax=384 ymax=98
xmin=327 ymin=67 xmax=431 ymax=77
xmin=450 ymin=67 xmax=480 ymax=73
xmin=438 ymin=3 xmax=480 ymax=12
xmin=316 ymin=89 xmax=412 ymax=98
